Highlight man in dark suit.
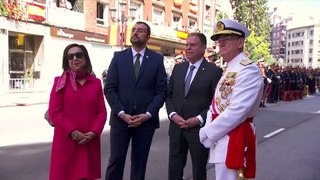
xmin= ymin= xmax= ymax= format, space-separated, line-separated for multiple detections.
xmin=166 ymin=32 xmax=223 ymax=180
xmin=104 ymin=21 xmax=167 ymax=180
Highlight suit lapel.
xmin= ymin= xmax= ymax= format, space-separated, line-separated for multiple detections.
xmin=123 ymin=49 xmax=136 ymax=82
xmin=136 ymin=48 xmax=151 ymax=82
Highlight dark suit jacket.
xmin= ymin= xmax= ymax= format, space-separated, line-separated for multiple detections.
xmin=104 ymin=48 xmax=167 ymax=130
xmin=166 ymin=60 xmax=222 ymax=141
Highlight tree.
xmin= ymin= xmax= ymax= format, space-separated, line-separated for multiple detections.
xmin=229 ymin=0 xmax=272 ymax=61
xmin=217 ymin=10 xmax=229 ymax=21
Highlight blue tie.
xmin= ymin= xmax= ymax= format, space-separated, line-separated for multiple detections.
xmin=185 ymin=65 xmax=195 ymax=96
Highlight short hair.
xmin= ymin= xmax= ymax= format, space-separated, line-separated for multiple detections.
xmin=187 ymin=32 xmax=207 ymax=46
xmin=62 ymin=43 xmax=92 ymax=73
xmin=135 ymin=21 xmax=151 ymax=36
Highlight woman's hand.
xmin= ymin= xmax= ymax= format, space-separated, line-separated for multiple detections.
xmin=70 ymin=130 xmax=86 ymax=142
xmin=78 ymin=131 xmax=97 ymax=144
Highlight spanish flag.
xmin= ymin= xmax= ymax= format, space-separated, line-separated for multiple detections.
xmin=26 ymin=2 xmax=46 ymax=22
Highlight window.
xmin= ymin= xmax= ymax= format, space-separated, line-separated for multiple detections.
xmin=310 ymin=40 xmax=313 ymax=45
xmin=309 ymin=58 xmax=312 ymax=62
xmin=153 ymin=8 xmax=164 ymax=26
xmin=309 ymin=49 xmax=313 ymax=53
xmin=188 ymin=19 xmax=197 ymax=32
xmin=205 ymin=5 xmax=210 ymax=20
xmin=97 ymin=2 xmax=108 ymax=26
xmin=130 ymin=1 xmax=142 ymax=20
xmin=172 ymin=15 xmax=182 ymax=30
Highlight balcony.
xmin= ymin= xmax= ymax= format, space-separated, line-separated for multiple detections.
xmin=46 ymin=7 xmax=85 ymax=30
xmin=151 ymin=24 xmax=184 ymax=43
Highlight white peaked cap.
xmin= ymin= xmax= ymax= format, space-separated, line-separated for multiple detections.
xmin=211 ymin=19 xmax=250 ymax=41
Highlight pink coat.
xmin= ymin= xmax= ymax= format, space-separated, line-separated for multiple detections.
xmin=48 ymin=75 xmax=107 ymax=180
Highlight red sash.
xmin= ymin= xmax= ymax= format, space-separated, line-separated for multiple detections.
xmin=212 ymin=114 xmax=256 ymax=178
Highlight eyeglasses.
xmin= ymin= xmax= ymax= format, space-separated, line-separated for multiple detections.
xmin=131 ymin=28 xmax=147 ymax=34
xmin=216 ymin=36 xmax=240 ymax=44
xmin=66 ymin=52 xmax=84 ymax=60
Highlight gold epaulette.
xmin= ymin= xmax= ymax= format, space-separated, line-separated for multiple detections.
xmin=240 ymin=58 xmax=253 ymax=66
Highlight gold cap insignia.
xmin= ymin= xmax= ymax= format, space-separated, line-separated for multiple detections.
xmin=217 ymin=21 xmax=225 ymax=32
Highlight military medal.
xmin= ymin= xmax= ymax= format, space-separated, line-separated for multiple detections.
xmin=216 ymin=72 xmax=237 ymax=112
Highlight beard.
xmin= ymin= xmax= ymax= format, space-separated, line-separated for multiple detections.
xmin=130 ymin=36 xmax=145 ymax=47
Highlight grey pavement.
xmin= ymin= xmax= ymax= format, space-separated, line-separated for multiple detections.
xmin=0 ymin=92 xmax=49 ymax=107
xmin=1 ymin=92 xmax=320 ymax=179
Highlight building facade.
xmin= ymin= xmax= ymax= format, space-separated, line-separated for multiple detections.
xmin=271 ymin=23 xmax=286 ymax=61
xmin=0 ymin=0 xmax=218 ymax=93
xmin=286 ymin=23 xmax=320 ymax=68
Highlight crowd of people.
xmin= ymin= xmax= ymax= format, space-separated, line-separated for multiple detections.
xmin=258 ymin=61 xmax=320 ymax=107
xmin=46 ymin=19 xmax=320 ymax=180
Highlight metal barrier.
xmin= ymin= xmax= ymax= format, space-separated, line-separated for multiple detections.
xmin=6 ymin=78 xmax=51 ymax=93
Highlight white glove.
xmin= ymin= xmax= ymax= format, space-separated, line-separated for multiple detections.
xmin=267 ymin=78 xmax=272 ymax=83
xmin=199 ymin=128 xmax=208 ymax=143
xmin=202 ymin=138 xmax=214 ymax=148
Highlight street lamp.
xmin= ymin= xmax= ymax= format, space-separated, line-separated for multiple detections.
xmin=109 ymin=1 xmax=137 ymax=50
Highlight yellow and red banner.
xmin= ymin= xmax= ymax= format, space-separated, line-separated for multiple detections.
xmin=26 ymin=2 xmax=46 ymax=22
xmin=125 ymin=23 xmax=134 ymax=46
xmin=108 ymin=24 xmax=120 ymax=46
xmin=189 ymin=0 xmax=198 ymax=14
xmin=173 ymin=0 xmax=183 ymax=8
xmin=176 ymin=30 xmax=188 ymax=40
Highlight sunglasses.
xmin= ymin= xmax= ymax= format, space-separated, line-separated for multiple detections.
xmin=66 ymin=52 xmax=84 ymax=60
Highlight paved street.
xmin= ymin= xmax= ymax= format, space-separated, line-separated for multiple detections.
xmin=1 ymin=94 xmax=320 ymax=180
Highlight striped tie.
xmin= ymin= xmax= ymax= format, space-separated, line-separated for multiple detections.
xmin=184 ymin=65 xmax=195 ymax=96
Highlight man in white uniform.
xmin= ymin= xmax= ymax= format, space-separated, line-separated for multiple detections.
xmin=199 ymin=19 xmax=264 ymax=180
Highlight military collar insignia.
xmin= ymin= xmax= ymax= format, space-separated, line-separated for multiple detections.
xmin=240 ymin=58 xmax=253 ymax=66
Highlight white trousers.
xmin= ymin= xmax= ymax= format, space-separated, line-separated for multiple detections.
xmin=214 ymin=163 xmax=255 ymax=180
xmin=215 ymin=163 xmax=237 ymax=180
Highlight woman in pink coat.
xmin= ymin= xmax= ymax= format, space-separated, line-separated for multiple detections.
xmin=48 ymin=43 xmax=107 ymax=180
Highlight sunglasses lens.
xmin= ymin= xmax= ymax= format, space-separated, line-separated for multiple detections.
xmin=75 ymin=52 xmax=84 ymax=59
xmin=67 ymin=52 xmax=84 ymax=60
xmin=66 ymin=54 xmax=73 ymax=60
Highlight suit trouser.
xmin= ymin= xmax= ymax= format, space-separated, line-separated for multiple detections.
xmin=168 ymin=127 xmax=209 ymax=180
xmin=105 ymin=127 xmax=155 ymax=180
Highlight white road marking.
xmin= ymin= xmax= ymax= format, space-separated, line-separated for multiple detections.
xmin=263 ymin=128 xmax=285 ymax=138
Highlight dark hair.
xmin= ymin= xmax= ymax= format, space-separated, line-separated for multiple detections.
xmin=136 ymin=21 xmax=151 ymax=36
xmin=62 ymin=43 xmax=92 ymax=73
xmin=187 ymin=32 xmax=207 ymax=46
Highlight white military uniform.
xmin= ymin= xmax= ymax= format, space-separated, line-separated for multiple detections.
xmin=199 ymin=52 xmax=264 ymax=179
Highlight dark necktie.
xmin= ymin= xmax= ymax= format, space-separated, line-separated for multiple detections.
xmin=184 ymin=65 xmax=195 ymax=96
xmin=134 ymin=53 xmax=141 ymax=79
